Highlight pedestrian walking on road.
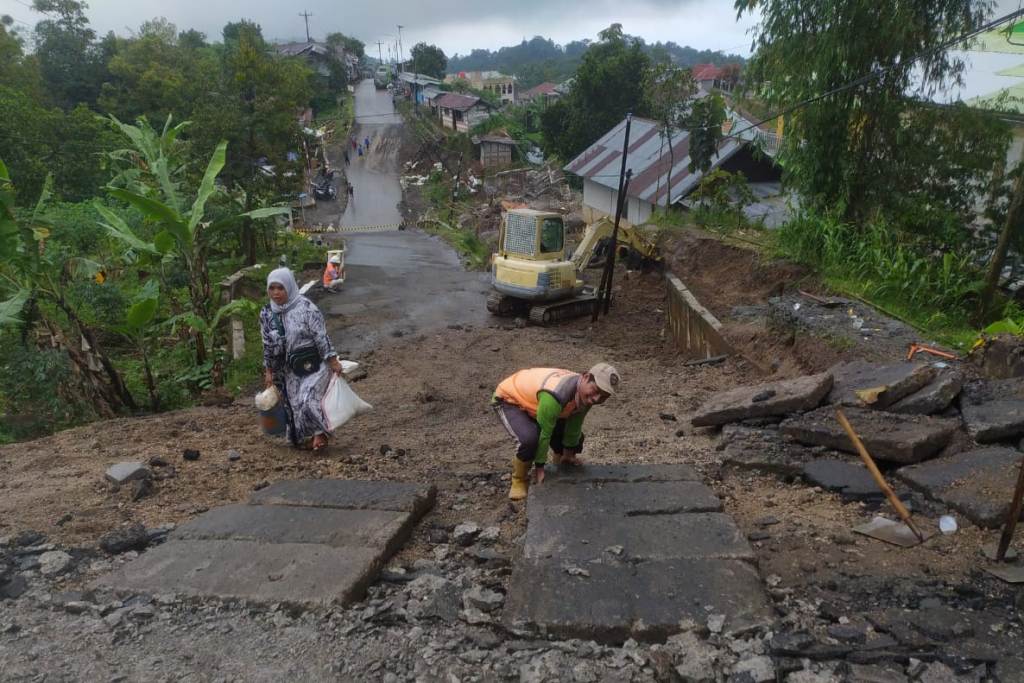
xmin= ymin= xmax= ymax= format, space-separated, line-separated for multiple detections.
xmin=347 ymin=183 xmax=354 ymax=197
xmin=492 ymin=364 xmax=620 ymax=500
xmin=364 ymin=136 xmax=370 ymax=150
xmin=343 ymin=150 xmax=349 ymax=165
xmin=260 ymin=268 xmax=344 ymax=454
xmin=357 ymin=145 xmax=363 ymax=157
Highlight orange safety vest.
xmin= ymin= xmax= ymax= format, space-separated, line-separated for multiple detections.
xmin=495 ymin=368 xmax=581 ymax=418
xmin=323 ymin=263 xmax=339 ymax=286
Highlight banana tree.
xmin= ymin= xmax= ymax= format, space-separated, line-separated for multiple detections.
xmin=112 ymin=279 xmax=162 ymax=411
xmin=0 ymin=159 xmax=137 ymax=414
xmin=97 ymin=123 xmax=288 ymax=376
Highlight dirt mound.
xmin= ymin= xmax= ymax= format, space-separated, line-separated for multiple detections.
xmin=662 ymin=228 xmax=811 ymax=319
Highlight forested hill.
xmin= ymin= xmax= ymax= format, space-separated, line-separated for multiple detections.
xmin=447 ymin=35 xmax=745 ymax=88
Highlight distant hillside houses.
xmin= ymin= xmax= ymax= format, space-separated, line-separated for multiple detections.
xmin=273 ymin=41 xmax=360 ymax=82
xmin=445 ymin=71 xmax=517 ymax=105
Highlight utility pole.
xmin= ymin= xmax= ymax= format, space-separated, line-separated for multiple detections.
xmin=376 ymin=41 xmax=384 ymax=65
xmin=298 ymin=11 xmax=313 ymax=42
xmin=397 ymin=24 xmax=405 ymax=72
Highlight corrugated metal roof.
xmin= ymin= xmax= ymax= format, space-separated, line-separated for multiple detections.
xmin=434 ymin=92 xmax=484 ymax=111
xmin=564 ymin=116 xmax=746 ymax=206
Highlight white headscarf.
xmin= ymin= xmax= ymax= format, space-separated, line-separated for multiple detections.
xmin=267 ymin=267 xmax=302 ymax=313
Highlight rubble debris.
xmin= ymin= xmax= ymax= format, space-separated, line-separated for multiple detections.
xmin=99 ymin=523 xmax=151 ymax=555
xmin=104 ymin=462 xmax=151 ymax=485
xmin=781 ymin=407 xmax=959 ymax=464
xmin=802 ymin=459 xmax=885 ymax=500
xmin=896 ymin=447 xmax=1024 ymax=528
xmin=719 ymin=426 xmax=829 ymax=478
xmin=889 ymin=367 xmax=963 ymax=416
xmin=827 ymin=361 xmax=936 ymax=409
xmin=691 ymin=372 xmax=833 ymax=427
xmin=960 ymin=399 xmax=1024 ymax=443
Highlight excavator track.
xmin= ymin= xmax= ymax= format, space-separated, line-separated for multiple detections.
xmin=487 ymin=292 xmax=529 ymax=317
xmin=528 ymin=294 xmax=599 ymax=325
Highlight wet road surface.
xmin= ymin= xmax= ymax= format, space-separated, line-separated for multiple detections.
xmin=314 ymin=80 xmax=489 ymax=356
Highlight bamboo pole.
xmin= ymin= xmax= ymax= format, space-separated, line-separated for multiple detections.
xmin=835 ymin=408 xmax=924 ymax=542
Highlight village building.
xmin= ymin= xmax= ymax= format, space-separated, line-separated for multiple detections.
xmin=519 ymin=82 xmax=560 ymax=106
xmin=433 ymin=92 xmax=492 ymax=133
xmin=565 ymin=112 xmax=784 ymax=228
xmin=445 ymin=70 xmax=517 ymax=105
xmin=691 ymin=63 xmax=727 ymax=92
xmin=398 ymin=72 xmax=443 ymax=106
xmin=273 ymin=40 xmax=360 ymax=83
xmin=471 ymin=134 xmax=517 ymax=168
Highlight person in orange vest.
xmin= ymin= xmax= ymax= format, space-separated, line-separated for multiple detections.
xmin=322 ymin=254 xmax=343 ymax=289
xmin=492 ymin=363 xmax=620 ymax=500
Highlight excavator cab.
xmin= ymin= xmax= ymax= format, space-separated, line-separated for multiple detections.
xmin=491 ymin=209 xmax=583 ymax=305
xmin=487 ymin=208 xmax=661 ymax=324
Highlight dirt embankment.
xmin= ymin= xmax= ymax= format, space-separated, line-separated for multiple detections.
xmin=660 ymin=228 xmax=888 ymax=377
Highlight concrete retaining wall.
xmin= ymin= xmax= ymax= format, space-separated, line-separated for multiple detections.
xmin=665 ymin=273 xmax=734 ymax=360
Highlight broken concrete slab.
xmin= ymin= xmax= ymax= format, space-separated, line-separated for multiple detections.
xmin=961 ymin=377 xmax=1024 ymax=404
xmin=828 ymin=361 xmax=936 ymax=409
xmin=172 ymin=504 xmax=412 ymax=553
xmin=95 ymin=540 xmax=380 ymax=607
xmin=896 ymin=447 xmax=1024 ymax=528
xmin=528 ymin=480 xmax=722 ymax=517
xmin=523 ymin=512 xmax=755 ymax=563
xmin=504 ymin=557 xmax=773 ymax=643
xmin=104 ymin=462 xmax=151 ymax=485
xmin=802 ymin=459 xmax=884 ymax=500
xmin=249 ymin=479 xmax=436 ymax=514
xmin=961 ymin=400 xmax=1024 ymax=443
xmin=781 ymin=407 xmax=959 ymax=464
xmin=889 ymin=368 xmax=963 ymax=416
xmin=691 ymin=372 xmax=833 ymax=427
xmin=721 ymin=426 xmax=830 ymax=478
xmin=542 ymin=463 xmax=700 ymax=484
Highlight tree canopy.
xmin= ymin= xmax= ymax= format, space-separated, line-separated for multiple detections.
xmin=737 ymin=0 xmax=1009 ymax=228
xmin=410 ymin=42 xmax=448 ymax=79
xmin=540 ymin=26 xmax=652 ymax=161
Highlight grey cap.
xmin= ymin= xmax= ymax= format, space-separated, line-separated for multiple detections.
xmin=588 ymin=362 xmax=621 ymax=395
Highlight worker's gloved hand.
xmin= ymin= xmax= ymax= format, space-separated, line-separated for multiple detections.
xmin=532 ymin=465 xmax=546 ymax=486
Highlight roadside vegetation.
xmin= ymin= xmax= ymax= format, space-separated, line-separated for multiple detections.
xmin=0 ymin=3 xmax=361 ymax=442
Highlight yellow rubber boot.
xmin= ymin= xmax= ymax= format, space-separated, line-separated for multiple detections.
xmin=509 ymin=458 xmax=530 ymax=501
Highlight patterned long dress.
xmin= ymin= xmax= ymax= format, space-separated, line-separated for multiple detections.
xmin=259 ymin=297 xmax=338 ymax=445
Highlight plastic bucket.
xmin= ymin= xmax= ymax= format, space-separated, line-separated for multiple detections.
xmin=260 ymin=401 xmax=288 ymax=436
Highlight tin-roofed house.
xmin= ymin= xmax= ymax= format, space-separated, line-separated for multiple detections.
xmin=564 ymin=112 xmax=783 ymax=227
xmin=434 ymin=92 xmax=492 ymax=132
xmin=472 ymin=134 xmax=517 ymax=168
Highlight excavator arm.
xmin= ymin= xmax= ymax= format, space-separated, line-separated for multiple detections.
xmin=569 ymin=217 xmax=660 ymax=273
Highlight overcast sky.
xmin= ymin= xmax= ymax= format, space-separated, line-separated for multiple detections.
xmin=0 ymin=0 xmax=759 ymax=58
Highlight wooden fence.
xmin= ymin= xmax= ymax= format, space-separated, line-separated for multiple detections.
xmin=665 ymin=273 xmax=734 ymax=359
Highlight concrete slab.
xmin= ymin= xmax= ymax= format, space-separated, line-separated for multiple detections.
xmin=720 ymin=425 xmax=828 ymax=478
xmin=895 ymin=447 xmax=1024 ymax=528
xmin=94 ymin=540 xmax=380 ymax=607
xmin=802 ymin=459 xmax=884 ymax=500
xmin=523 ymin=512 xmax=755 ymax=563
xmin=250 ymin=479 xmax=436 ymax=513
xmin=780 ymin=407 xmax=959 ymax=464
xmin=827 ymin=361 xmax=936 ymax=409
xmin=504 ymin=558 xmax=773 ymax=643
xmin=691 ymin=372 xmax=833 ymax=427
xmin=105 ymin=462 xmax=150 ymax=485
xmin=542 ymin=463 xmax=700 ymax=484
xmin=889 ymin=368 xmax=963 ymax=416
xmin=529 ymin=480 xmax=723 ymax=517
xmin=961 ymin=400 xmax=1024 ymax=443
xmin=961 ymin=377 xmax=1024 ymax=404
xmin=171 ymin=504 xmax=411 ymax=553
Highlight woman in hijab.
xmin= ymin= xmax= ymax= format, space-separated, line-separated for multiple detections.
xmin=260 ymin=267 xmax=343 ymax=453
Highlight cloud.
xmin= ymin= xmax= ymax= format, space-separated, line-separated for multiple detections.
xmin=2 ymin=0 xmax=756 ymax=58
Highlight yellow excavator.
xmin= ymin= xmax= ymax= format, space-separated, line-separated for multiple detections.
xmin=487 ymin=208 xmax=660 ymax=324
